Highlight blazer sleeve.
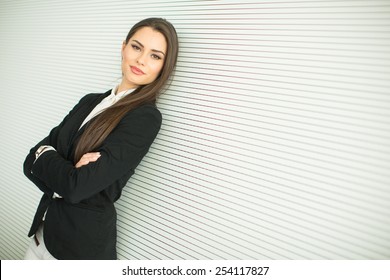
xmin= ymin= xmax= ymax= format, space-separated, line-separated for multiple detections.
xmin=23 ymin=94 xmax=96 ymax=195
xmin=29 ymin=105 xmax=162 ymax=204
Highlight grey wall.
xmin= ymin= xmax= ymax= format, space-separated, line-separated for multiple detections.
xmin=0 ymin=0 xmax=389 ymax=259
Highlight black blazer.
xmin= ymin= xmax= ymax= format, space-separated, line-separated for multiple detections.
xmin=23 ymin=89 xmax=162 ymax=259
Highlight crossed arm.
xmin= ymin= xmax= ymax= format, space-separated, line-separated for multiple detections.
xmin=24 ymin=104 xmax=162 ymax=204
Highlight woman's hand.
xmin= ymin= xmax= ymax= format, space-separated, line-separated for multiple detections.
xmin=75 ymin=152 xmax=101 ymax=168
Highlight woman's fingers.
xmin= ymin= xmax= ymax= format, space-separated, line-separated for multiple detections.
xmin=84 ymin=152 xmax=101 ymax=160
xmin=75 ymin=152 xmax=101 ymax=168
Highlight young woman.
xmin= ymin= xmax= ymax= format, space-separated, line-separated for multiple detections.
xmin=23 ymin=18 xmax=179 ymax=260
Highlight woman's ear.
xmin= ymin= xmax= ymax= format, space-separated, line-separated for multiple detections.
xmin=121 ymin=40 xmax=127 ymax=59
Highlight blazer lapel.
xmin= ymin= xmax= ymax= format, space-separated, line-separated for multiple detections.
xmin=66 ymin=90 xmax=111 ymax=160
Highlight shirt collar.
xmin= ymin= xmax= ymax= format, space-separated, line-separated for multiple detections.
xmin=110 ymin=84 xmax=136 ymax=99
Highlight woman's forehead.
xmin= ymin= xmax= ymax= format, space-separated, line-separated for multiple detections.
xmin=131 ymin=27 xmax=167 ymax=53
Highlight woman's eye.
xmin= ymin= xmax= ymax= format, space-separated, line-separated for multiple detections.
xmin=131 ymin=44 xmax=141 ymax=51
xmin=152 ymin=54 xmax=161 ymax=60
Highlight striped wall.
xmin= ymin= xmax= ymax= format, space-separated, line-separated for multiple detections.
xmin=0 ymin=0 xmax=389 ymax=259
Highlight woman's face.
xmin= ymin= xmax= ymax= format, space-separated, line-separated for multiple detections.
xmin=120 ymin=27 xmax=167 ymax=91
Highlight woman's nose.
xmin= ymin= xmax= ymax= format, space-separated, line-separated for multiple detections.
xmin=137 ymin=52 xmax=146 ymax=65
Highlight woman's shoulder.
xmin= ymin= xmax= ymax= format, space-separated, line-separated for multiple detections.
xmin=122 ymin=103 xmax=162 ymax=125
xmin=135 ymin=104 xmax=162 ymax=121
xmin=71 ymin=91 xmax=111 ymax=111
xmin=80 ymin=90 xmax=111 ymax=103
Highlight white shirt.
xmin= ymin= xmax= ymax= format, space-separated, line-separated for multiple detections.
xmin=79 ymin=85 xmax=135 ymax=129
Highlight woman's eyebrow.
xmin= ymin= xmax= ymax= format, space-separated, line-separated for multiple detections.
xmin=132 ymin=39 xmax=166 ymax=56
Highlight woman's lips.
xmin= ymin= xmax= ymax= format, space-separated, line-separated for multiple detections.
xmin=131 ymin=66 xmax=145 ymax=75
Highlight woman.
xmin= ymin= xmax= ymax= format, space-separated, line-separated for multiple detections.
xmin=23 ymin=17 xmax=179 ymax=260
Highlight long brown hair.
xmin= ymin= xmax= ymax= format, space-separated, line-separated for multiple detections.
xmin=74 ymin=18 xmax=179 ymax=163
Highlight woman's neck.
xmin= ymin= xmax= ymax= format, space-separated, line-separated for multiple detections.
xmin=117 ymin=81 xmax=137 ymax=94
